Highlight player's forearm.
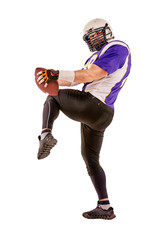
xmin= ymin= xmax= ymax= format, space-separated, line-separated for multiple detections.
xmin=74 ymin=69 xmax=95 ymax=83
xmin=74 ymin=65 xmax=108 ymax=83
xmin=58 ymin=79 xmax=72 ymax=86
xmin=57 ymin=64 xmax=108 ymax=85
xmin=57 ymin=69 xmax=94 ymax=85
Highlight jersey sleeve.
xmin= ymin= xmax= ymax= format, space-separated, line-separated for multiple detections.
xmin=93 ymin=45 xmax=129 ymax=74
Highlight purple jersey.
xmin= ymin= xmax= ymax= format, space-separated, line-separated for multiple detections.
xmin=82 ymin=40 xmax=131 ymax=109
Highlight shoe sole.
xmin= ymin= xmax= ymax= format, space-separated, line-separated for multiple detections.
xmin=38 ymin=137 xmax=57 ymax=160
xmin=82 ymin=213 xmax=116 ymax=220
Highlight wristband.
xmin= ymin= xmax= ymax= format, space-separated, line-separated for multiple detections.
xmin=58 ymin=70 xmax=75 ymax=83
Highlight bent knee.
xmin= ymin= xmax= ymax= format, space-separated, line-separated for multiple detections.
xmin=44 ymin=95 xmax=54 ymax=104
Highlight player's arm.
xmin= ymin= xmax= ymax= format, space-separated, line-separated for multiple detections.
xmin=74 ymin=64 xmax=108 ymax=83
xmin=57 ymin=64 xmax=107 ymax=86
xmin=37 ymin=64 xmax=108 ymax=87
xmin=57 ymin=64 xmax=108 ymax=85
xmin=58 ymin=79 xmax=72 ymax=86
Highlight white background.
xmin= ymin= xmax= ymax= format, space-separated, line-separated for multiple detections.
xmin=0 ymin=0 xmax=160 ymax=239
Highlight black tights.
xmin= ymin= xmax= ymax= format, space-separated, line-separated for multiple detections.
xmin=42 ymin=89 xmax=114 ymax=199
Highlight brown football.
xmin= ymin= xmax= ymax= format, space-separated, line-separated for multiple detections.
xmin=35 ymin=68 xmax=59 ymax=96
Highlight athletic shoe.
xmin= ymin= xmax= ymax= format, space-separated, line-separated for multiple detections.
xmin=82 ymin=205 xmax=116 ymax=220
xmin=37 ymin=133 xmax=57 ymax=160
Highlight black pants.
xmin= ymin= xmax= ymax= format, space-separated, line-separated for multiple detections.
xmin=42 ymin=89 xmax=114 ymax=199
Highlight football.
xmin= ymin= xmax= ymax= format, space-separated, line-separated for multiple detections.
xmin=35 ymin=68 xmax=59 ymax=96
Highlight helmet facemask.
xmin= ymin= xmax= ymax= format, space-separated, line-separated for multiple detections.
xmin=83 ymin=23 xmax=114 ymax=52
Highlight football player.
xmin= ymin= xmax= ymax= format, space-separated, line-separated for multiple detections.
xmin=36 ymin=18 xmax=131 ymax=220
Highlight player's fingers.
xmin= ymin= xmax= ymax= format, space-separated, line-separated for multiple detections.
xmin=37 ymin=75 xmax=43 ymax=82
xmin=37 ymin=71 xmax=42 ymax=76
xmin=44 ymin=83 xmax=48 ymax=88
xmin=39 ymin=79 xmax=45 ymax=84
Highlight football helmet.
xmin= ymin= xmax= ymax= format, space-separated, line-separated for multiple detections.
xmin=83 ymin=18 xmax=114 ymax=52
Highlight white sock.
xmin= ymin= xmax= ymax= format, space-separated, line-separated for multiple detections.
xmin=99 ymin=204 xmax=111 ymax=210
xmin=41 ymin=132 xmax=50 ymax=140
xmin=98 ymin=200 xmax=110 ymax=210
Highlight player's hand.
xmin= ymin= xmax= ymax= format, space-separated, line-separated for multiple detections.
xmin=37 ymin=69 xmax=59 ymax=87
